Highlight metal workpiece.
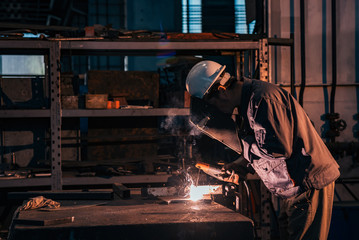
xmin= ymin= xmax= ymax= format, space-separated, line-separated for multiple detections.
xmin=141 ymin=186 xmax=179 ymax=198
xmin=10 ymin=197 xmax=255 ymax=240
xmin=49 ymin=41 xmax=62 ymax=191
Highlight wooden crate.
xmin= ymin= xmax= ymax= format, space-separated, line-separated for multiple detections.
xmin=85 ymin=94 xmax=108 ymax=109
xmin=61 ymin=96 xmax=78 ymax=109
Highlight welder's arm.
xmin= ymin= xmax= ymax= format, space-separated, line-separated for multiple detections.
xmin=242 ymin=98 xmax=294 ymax=162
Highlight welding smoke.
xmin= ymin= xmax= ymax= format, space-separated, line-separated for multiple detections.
xmin=160 ymin=109 xmax=204 ymax=137
xmin=160 ymin=110 xmax=182 ymax=135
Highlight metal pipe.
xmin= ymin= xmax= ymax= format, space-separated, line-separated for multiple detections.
xmin=243 ymin=181 xmax=251 ymax=217
xmin=330 ymin=0 xmax=337 ymax=115
xmin=290 ymin=33 xmax=295 ymax=96
xmin=299 ymin=0 xmax=306 ymax=106
xmin=329 ymin=0 xmax=338 ymax=143
xmin=264 ymin=0 xmax=268 ymax=36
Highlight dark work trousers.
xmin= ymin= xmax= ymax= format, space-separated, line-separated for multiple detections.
xmin=278 ymin=181 xmax=335 ymax=240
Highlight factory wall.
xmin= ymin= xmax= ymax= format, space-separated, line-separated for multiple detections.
xmin=126 ymin=0 xmax=182 ymax=71
xmin=268 ymin=0 xmax=359 ymax=200
xmin=269 ymin=0 xmax=357 ymax=141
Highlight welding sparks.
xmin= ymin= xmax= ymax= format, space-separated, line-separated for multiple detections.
xmin=189 ymin=185 xmax=220 ymax=201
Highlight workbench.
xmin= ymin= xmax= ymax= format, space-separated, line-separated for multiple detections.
xmin=9 ymin=194 xmax=254 ymax=240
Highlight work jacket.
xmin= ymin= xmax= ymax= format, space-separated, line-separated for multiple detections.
xmin=237 ymin=78 xmax=340 ymax=198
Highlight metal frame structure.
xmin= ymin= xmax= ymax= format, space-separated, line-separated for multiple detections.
xmin=0 ymin=37 xmax=297 ymax=240
xmin=0 ymin=37 xmax=282 ymax=191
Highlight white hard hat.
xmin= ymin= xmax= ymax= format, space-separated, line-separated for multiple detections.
xmin=186 ymin=60 xmax=231 ymax=99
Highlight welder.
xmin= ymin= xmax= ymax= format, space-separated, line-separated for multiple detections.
xmin=185 ymin=60 xmax=340 ymax=240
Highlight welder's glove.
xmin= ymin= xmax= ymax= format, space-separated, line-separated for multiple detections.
xmin=221 ymin=156 xmax=254 ymax=184
xmin=221 ymin=169 xmax=240 ymax=185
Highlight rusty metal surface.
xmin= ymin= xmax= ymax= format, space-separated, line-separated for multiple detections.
xmin=10 ymin=196 xmax=254 ymax=239
xmin=0 ymin=77 xmax=47 ymax=109
xmin=13 ymin=198 xmax=250 ymax=226
xmin=86 ymin=128 xmax=158 ymax=169
xmin=88 ymin=70 xmax=159 ymax=107
xmin=60 ymin=73 xmax=75 ymax=96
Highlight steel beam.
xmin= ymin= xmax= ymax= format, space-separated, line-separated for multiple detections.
xmin=0 ymin=40 xmax=52 ymax=49
xmin=61 ymin=108 xmax=190 ymax=117
xmin=60 ymin=40 xmax=260 ymax=51
xmin=0 ymin=110 xmax=51 ymax=118
xmin=0 ymin=108 xmax=190 ymax=118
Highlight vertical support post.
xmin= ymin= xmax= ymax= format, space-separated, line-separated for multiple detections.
xmin=235 ymin=51 xmax=241 ymax=81
xmin=240 ymin=51 xmax=245 ymax=79
xmin=259 ymin=39 xmax=269 ymax=82
xmin=50 ymin=41 xmax=62 ymax=191
xmin=260 ymin=182 xmax=271 ymax=240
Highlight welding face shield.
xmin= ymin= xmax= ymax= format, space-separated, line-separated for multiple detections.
xmin=189 ymin=97 xmax=242 ymax=155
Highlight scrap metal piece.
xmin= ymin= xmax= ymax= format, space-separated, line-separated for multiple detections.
xmin=39 ymin=202 xmax=107 ymax=212
xmin=141 ymin=187 xmax=178 ymax=198
xmin=113 ymin=183 xmax=131 ymax=199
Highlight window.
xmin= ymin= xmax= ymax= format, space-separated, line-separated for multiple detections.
xmin=182 ymin=0 xmax=255 ymax=34
xmin=1 ymin=55 xmax=45 ymax=76
xmin=235 ymin=0 xmax=256 ymax=34
xmin=182 ymin=0 xmax=202 ymax=33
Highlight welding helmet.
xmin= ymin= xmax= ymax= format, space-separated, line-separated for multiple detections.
xmin=186 ymin=60 xmax=231 ymax=99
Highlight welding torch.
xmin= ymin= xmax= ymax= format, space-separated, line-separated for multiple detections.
xmin=196 ymin=161 xmax=253 ymax=216
xmin=195 ymin=162 xmax=240 ymax=185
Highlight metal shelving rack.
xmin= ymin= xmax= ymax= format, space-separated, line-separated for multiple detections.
xmin=0 ymin=37 xmax=273 ymax=190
